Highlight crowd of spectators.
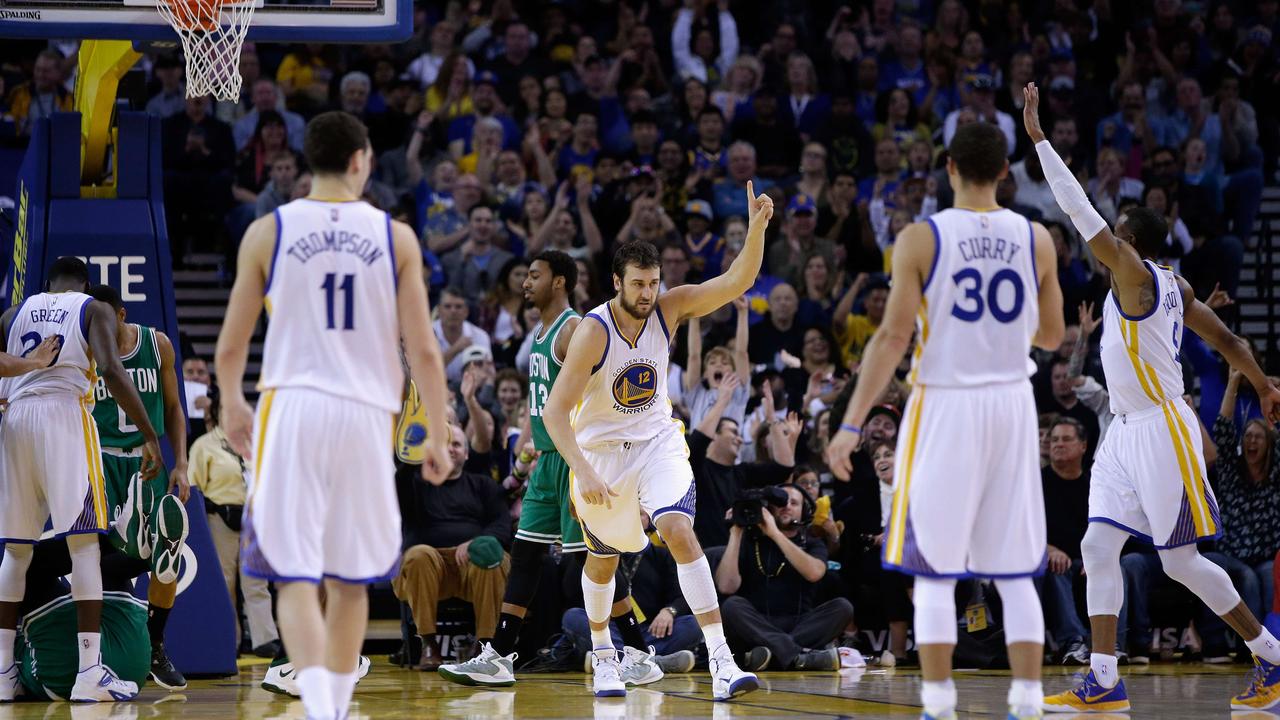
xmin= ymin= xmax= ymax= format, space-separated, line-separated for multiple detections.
xmin=6 ymin=0 xmax=1280 ymax=670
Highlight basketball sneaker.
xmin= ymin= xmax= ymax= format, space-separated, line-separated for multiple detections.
xmin=438 ymin=642 xmax=516 ymax=687
xmin=149 ymin=644 xmax=187 ymax=691
xmin=150 ymin=493 xmax=188 ymax=585
xmin=1042 ymin=670 xmax=1130 ymax=712
xmin=69 ymin=664 xmax=139 ymax=702
xmin=261 ymin=658 xmax=299 ymax=697
xmin=112 ymin=472 xmax=153 ymax=561
xmin=655 ymin=649 xmax=696 ymax=674
xmin=709 ymin=651 xmax=758 ymax=701
xmin=1231 ymin=655 xmax=1280 ymax=710
xmin=590 ymin=650 xmax=626 ymax=698
xmin=1 ymin=662 xmax=19 ymax=701
xmin=619 ymin=646 xmax=663 ymax=686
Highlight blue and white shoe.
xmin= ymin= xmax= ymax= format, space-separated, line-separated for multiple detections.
xmin=1043 ymin=670 xmax=1130 ymax=713
xmin=590 ymin=650 xmax=625 ymax=698
xmin=0 ymin=662 xmax=20 ymax=701
xmin=69 ymin=664 xmax=139 ymax=702
xmin=1232 ymin=655 xmax=1280 ymax=710
xmin=710 ymin=653 xmax=758 ymax=701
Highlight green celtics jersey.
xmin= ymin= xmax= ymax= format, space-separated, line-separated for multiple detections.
xmin=17 ymin=591 xmax=150 ymax=699
xmin=91 ymin=324 xmax=165 ymax=449
xmin=529 ymin=307 xmax=578 ymax=452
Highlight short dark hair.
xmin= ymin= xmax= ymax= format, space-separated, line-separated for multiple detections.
xmin=47 ymin=256 xmax=89 ymax=286
xmin=86 ymin=284 xmax=123 ymax=311
xmin=304 ymin=111 xmax=369 ymax=175
xmin=611 ymin=240 xmax=661 ymax=279
xmin=715 ymin=417 xmax=739 ymax=435
xmin=440 ymin=286 xmax=468 ymax=303
xmin=697 ymin=106 xmax=725 ymax=123
xmin=1119 ymin=206 xmax=1169 ymax=259
xmin=468 ymin=204 xmax=495 ymax=220
xmin=948 ymin=122 xmax=1008 ymax=184
xmin=1050 ymin=416 xmax=1087 ymax=443
xmin=532 ymin=250 xmax=578 ymax=295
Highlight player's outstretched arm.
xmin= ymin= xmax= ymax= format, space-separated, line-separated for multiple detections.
xmin=0 ymin=305 xmax=62 ymax=375
xmin=1031 ymin=222 xmax=1066 ymax=350
xmin=1179 ymin=276 xmax=1280 ymax=425
xmin=215 ymin=213 xmax=274 ymax=458
xmin=826 ymin=222 xmax=931 ymax=480
xmin=1023 ymin=83 xmax=1148 ymax=293
xmin=393 ymin=220 xmax=454 ymax=485
xmin=156 ymin=330 xmax=191 ymax=502
xmin=89 ymin=300 xmax=162 ymax=477
xmin=543 ymin=317 xmax=617 ymax=508
xmin=660 ymin=181 xmax=773 ymax=324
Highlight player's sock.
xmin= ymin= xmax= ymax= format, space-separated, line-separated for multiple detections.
xmin=701 ymin=622 xmax=731 ymax=659
xmin=615 ymin=610 xmax=647 ymax=651
xmin=0 ymin=629 xmax=14 ymax=669
xmin=77 ymin=632 xmax=101 ymax=672
xmin=1008 ymin=678 xmax=1044 ymax=715
xmin=591 ymin=627 xmax=614 ymax=653
xmin=921 ymin=679 xmax=957 ymax=717
xmin=329 ymin=670 xmax=357 ymax=716
xmin=147 ymin=604 xmax=172 ymax=648
xmin=491 ymin=613 xmax=524 ymax=656
xmin=1090 ymin=652 xmax=1119 ymax=689
xmin=297 ymin=666 xmax=336 ymax=719
xmin=1246 ymin=628 xmax=1280 ymax=664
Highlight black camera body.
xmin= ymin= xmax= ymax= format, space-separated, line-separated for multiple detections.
xmin=731 ymin=486 xmax=790 ymax=527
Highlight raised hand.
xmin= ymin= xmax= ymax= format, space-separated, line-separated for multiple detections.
xmin=1205 ymin=283 xmax=1234 ymax=311
xmin=1023 ymin=82 xmax=1045 ymax=144
xmin=746 ymin=180 xmax=774 ymax=228
xmin=1078 ymin=301 xmax=1099 ymax=337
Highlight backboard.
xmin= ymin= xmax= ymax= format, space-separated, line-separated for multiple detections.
xmin=0 ymin=0 xmax=410 ymax=43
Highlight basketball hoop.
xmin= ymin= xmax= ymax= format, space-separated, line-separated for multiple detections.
xmin=155 ymin=0 xmax=256 ymax=101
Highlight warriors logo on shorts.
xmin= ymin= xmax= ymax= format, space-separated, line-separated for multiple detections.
xmin=611 ymin=360 xmax=658 ymax=413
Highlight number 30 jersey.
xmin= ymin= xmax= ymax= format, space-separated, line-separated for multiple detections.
xmin=909 ymin=208 xmax=1040 ymax=388
xmin=259 ymin=198 xmax=403 ymax=413
xmin=1 ymin=291 xmax=96 ymax=402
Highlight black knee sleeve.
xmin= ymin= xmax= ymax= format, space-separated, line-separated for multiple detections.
xmin=502 ymin=539 xmax=549 ymax=609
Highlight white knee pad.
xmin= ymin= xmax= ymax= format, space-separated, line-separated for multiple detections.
xmin=914 ymin=577 xmax=958 ymax=646
xmin=995 ymin=578 xmax=1045 ymax=645
xmin=66 ymin=535 xmax=103 ymax=602
xmin=0 ymin=544 xmax=34 ymax=603
xmin=1159 ymin=545 xmax=1241 ymax=616
xmin=1081 ymin=522 xmax=1128 ymax=617
xmin=581 ymin=573 xmax=615 ymax=624
xmin=676 ymin=556 xmax=718 ymax=616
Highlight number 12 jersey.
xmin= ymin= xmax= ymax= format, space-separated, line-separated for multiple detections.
xmin=259 ymin=199 xmax=403 ymax=412
xmin=909 ymin=208 xmax=1041 ymax=388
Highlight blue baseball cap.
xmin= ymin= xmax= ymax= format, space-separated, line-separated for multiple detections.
xmin=787 ymin=193 xmax=816 ymax=215
xmin=474 ymin=70 xmax=499 ymax=88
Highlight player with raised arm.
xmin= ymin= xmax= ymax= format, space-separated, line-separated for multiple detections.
xmin=825 ymin=121 xmax=1065 ymax=720
xmin=1022 ymin=82 xmax=1280 ymax=713
xmin=542 ymin=183 xmax=773 ymax=701
xmin=215 ymin=111 xmax=452 ymax=720
xmin=0 ymin=256 xmax=163 ymax=703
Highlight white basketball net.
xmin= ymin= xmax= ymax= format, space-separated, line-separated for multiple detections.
xmin=155 ymin=0 xmax=256 ymax=101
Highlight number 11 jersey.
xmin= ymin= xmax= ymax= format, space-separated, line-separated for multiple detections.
xmin=259 ymin=198 xmax=403 ymax=412
xmin=909 ymin=208 xmax=1040 ymax=388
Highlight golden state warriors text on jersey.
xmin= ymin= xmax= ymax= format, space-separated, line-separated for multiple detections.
xmin=573 ymin=301 xmax=674 ymax=447
xmin=610 ymin=358 xmax=660 ymax=414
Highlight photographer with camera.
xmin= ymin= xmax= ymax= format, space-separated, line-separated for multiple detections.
xmin=714 ymin=484 xmax=854 ymax=671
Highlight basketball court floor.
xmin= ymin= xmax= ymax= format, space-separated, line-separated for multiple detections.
xmin=2 ymin=660 xmax=1273 ymax=718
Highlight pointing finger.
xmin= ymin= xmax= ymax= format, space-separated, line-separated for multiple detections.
xmin=747 ymin=179 xmax=755 ymax=202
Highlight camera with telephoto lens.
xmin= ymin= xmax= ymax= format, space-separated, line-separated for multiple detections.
xmin=731 ymin=486 xmax=790 ymax=527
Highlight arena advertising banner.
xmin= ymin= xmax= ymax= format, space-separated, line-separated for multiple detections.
xmin=3 ymin=112 xmax=237 ymax=676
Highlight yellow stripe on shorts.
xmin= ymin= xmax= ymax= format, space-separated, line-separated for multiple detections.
xmin=248 ymin=389 xmax=277 ymax=509
xmin=1163 ymin=402 xmax=1215 ymax=536
xmin=79 ymin=402 xmax=108 ymax=528
xmin=886 ymin=387 xmax=926 ymax=565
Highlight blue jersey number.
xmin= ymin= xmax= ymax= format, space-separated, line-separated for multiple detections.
xmin=321 ymin=273 xmax=356 ymax=330
xmin=950 ymin=268 xmax=1025 ymax=324
xmin=19 ymin=331 xmax=64 ymax=366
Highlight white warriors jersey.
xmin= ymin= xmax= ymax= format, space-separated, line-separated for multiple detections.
xmin=572 ymin=300 xmax=675 ymax=448
xmin=909 ymin=208 xmax=1040 ymax=387
xmin=1099 ymin=260 xmax=1185 ymax=416
xmin=1 ymin=291 xmax=96 ymax=402
xmin=258 ymin=198 xmax=404 ymax=413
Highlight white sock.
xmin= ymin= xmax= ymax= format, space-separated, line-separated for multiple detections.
xmin=1247 ymin=628 xmax=1280 ymax=664
xmin=701 ymin=622 xmax=730 ymax=659
xmin=590 ymin=627 xmax=614 ymax=653
xmin=1008 ymin=678 xmax=1044 ymax=713
xmin=76 ymin=632 xmax=100 ymax=672
xmin=297 ymin=667 xmax=336 ymax=720
xmin=1090 ymin=652 xmax=1118 ymax=689
xmin=329 ymin=670 xmax=357 ymax=718
xmin=0 ymin=629 xmax=14 ymax=669
xmin=921 ymin=679 xmax=957 ymax=716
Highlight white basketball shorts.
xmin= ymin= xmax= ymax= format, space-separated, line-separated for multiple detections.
xmin=0 ymin=394 xmax=108 ymax=543
xmin=240 ymin=387 xmax=399 ymax=584
xmin=570 ymin=422 xmax=695 ymax=555
xmin=882 ymin=380 xmax=1046 ymax=578
xmin=1089 ymin=396 xmax=1219 ymax=548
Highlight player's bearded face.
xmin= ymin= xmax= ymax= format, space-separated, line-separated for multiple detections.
xmin=615 ymin=268 xmax=660 ymax=319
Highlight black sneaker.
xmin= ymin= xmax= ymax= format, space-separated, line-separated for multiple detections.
xmin=150 ymin=644 xmax=188 ymax=691
xmin=792 ymin=647 xmax=839 ymax=671
xmin=737 ymin=647 xmax=771 ymax=672
xmin=253 ymin=640 xmax=282 ymax=659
